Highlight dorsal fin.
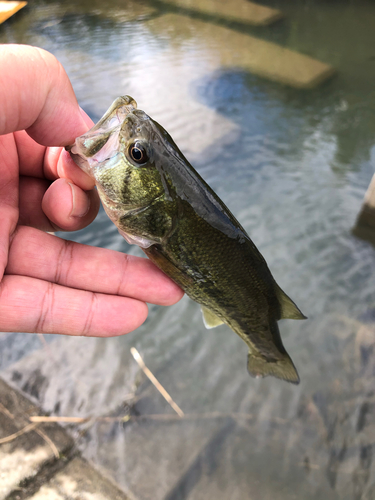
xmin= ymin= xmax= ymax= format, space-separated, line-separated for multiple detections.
xmin=201 ymin=306 xmax=224 ymax=329
xmin=275 ymin=285 xmax=307 ymax=320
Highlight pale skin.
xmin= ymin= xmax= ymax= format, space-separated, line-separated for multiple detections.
xmin=0 ymin=44 xmax=184 ymax=336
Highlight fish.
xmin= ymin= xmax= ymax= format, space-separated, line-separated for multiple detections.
xmin=67 ymin=96 xmax=306 ymax=384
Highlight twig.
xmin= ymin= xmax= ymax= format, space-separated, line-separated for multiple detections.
xmin=125 ymin=412 xmax=286 ymax=423
xmin=0 ymin=401 xmax=59 ymax=458
xmin=35 ymin=428 xmax=59 ymax=459
xmin=130 ymin=347 xmax=184 ymax=417
xmin=0 ymin=402 xmax=15 ymax=420
xmin=37 ymin=333 xmax=56 ymax=362
xmin=37 ymin=333 xmax=48 ymax=348
xmin=30 ymin=412 xmax=288 ymax=424
xmin=30 ymin=416 xmax=91 ymax=423
xmin=29 ymin=414 xmax=233 ymax=424
xmin=0 ymin=422 xmax=39 ymax=444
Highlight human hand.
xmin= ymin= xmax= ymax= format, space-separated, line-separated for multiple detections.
xmin=0 ymin=44 xmax=183 ymax=336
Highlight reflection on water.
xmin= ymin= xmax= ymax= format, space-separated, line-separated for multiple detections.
xmin=1 ymin=0 xmax=375 ymax=498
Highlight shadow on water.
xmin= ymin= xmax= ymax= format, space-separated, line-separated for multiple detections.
xmin=164 ymin=418 xmax=236 ymax=500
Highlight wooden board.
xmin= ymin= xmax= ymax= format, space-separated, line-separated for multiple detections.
xmin=0 ymin=1 xmax=27 ymax=25
xmin=162 ymin=0 xmax=283 ymax=26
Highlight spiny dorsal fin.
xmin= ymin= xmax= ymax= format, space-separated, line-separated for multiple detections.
xmin=276 ymin=285 xmax=307 ymax=320
xmin=201 ymin=306 xmax=224 ymax=329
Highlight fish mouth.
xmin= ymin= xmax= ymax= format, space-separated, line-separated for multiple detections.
xmin=66 ymin=96 xmax=138 ymax=175
xmin=85 ymin=95 xmax=137 ymax=136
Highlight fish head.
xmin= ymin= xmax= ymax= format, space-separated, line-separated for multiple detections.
xmin=67 ymin=96 xmax=193 ymax=247
xmin=67 ymin=96 xmax=170 ymax=214
xmin=68 ymin=95 xmax=245 ymax=244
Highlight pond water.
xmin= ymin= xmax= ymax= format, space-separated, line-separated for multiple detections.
xmin=1 ymin=0 xmax=375 ymax=498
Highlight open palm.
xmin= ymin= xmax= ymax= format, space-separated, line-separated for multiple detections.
xmin=0 ymin=45 xmax=183 ymax=336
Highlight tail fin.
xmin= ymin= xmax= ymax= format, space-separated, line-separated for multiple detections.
xmin=247 ymin=352 xmax=300 ymax=384
xmin=247 ymin=320 xmax=300 ymax=384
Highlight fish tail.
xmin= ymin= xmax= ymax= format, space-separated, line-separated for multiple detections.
xmin=247 ymin=351 xmax=300 ymax=384
xmin=247 ymin=321 xmax=300 ymax=384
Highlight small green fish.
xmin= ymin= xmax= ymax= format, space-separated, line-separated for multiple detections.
xmin=67 ymin=96 xmax=306 ymax=384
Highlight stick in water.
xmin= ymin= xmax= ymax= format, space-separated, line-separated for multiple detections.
xmin=130 ymin=347 xmax=184 ymax=417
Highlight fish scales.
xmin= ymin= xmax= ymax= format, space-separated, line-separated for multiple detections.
xmin=67 ymin=96 xmax=306 ymax=384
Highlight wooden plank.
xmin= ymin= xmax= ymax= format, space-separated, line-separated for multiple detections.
xmin=0 ymin=1 xmax=27 ymax=25
xmin=149 ymin=14 xmax=335 ymax=89
xmin=162 ymin=0 xmax=283 ymax=26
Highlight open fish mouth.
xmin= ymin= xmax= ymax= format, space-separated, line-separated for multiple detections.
xmin=65 ymin=95 xmax=138 ymax=175
xmin=84 ymin=95 xmax=137 ymax=136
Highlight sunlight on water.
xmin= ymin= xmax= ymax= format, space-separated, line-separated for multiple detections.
xmin=1 ymin=0 xmax=375 ymax=498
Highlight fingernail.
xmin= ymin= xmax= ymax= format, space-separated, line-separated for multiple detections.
xmin=69 ymin=182 xmax=90 ymax=218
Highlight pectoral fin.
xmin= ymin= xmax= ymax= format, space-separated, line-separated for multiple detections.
xmin=118 ymin=229 xmax=155 ymax=248
xmin=201 ymin=306 xmax=224 ymax=329
xmin=276 ymin=285 xmax=307 ymax=320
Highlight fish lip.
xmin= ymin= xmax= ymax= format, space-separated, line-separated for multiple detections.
xmin=75 ymin=96 xmax=137 ymax=153
xmin=88 ymin=95 xmax=137 ymax=134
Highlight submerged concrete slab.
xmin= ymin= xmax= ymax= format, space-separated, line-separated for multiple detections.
xmin=149 ymin=14 xmax=335 ymax=89
xmin=29 ymin=457 xmax=130 ymax=500
xmin=0 ymin=378 xmax=74 ymax=500
xmin=0 ymin=378 xmax=131 ymax=500
xmin=0 ymin=1 xmax=27 ymax=24
xmin=162 ymin=0 xmax=283 ymax=26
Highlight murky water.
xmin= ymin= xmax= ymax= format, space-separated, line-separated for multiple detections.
xmin=1 ymin=0 xmax=375 ymax=498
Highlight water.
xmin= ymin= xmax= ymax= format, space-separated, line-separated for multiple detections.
xmin=1 ymin=0 xmax=375 ymax=498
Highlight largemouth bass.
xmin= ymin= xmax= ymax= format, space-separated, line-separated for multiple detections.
xmin=67 ymin=96 xmax=306 ymax=384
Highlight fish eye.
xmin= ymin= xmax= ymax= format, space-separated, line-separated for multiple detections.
xmin=128 ymin=142 xmax=149 ymax=165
